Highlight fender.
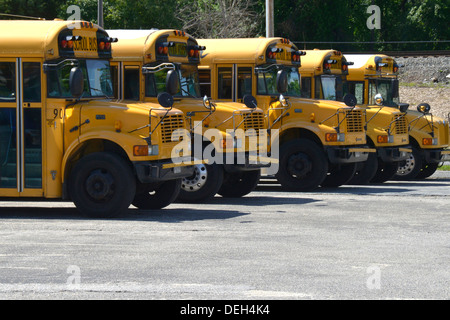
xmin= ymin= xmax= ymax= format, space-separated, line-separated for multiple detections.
xmin=279 ymin=117 xmax=339 ymax=145
xmin=61 ymin=130 xmax=149 ymax=183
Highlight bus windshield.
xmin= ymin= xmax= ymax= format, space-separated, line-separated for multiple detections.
xmin=368 ymin=78 xmax=399 ymax=107
xmin=256 ymin=65 xmax=301 ymax=97
xmin=47 ymin=59 xmax=114 ymax=98
xmin=315 ymin=75 xmax=346 ymax=101
xmin=145 ymin=63 xmax=201 ymax=98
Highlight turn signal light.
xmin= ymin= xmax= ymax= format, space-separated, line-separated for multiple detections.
xmin=422 ymin=138 xmax=436 ymax=146
xmin=133 ymin=145 xmax=149 ymax=156
xmin=325 ymin=133 xmax=338 ymax=142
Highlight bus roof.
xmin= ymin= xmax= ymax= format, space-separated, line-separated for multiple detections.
xmin=107 ymin=29 xmax=198 ymax=61
xmin=301 ymin=49 xmax=341 ymax=68
xmin=0 ymin=20 xmax=108 ymax=59
xmin=197 ymin=37 xmax=299 ymax=65
xmin=344 ymin=54 xmax=399 ymax=78
xmin=344 ymin=54 xmax=390 ymax=70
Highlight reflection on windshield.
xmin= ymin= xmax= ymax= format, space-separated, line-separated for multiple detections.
xmin=145 ymin=63 xmax=201 ymax=98
xmin=369 ymin=79 xmax=399 ymax=107
xmin=315 ymin=75 xmax=345 ymax=101
xmin=47 ymin=59 xmax=113 ymax=98
xmin=256 ymin=65 xmax=301 ymax=97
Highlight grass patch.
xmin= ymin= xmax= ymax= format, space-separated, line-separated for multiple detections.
xmin=400 ymin=82 xmax=449 ymax=89
xmin=438 ymin=165 xmax=450 ymax=171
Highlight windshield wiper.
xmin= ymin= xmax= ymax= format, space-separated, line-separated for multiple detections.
xmin=89 ymin=86 xmax=113 ymax=99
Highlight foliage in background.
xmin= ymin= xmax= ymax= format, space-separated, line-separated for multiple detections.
xmin=0 ymin=0 xmax=448 ymax=51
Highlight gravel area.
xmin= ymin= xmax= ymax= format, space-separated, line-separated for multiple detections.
xmin=395 ymin=56 xmax=450 ymax=120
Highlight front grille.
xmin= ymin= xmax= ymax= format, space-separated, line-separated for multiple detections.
xmin=243 ymin=111 xmax=265 ymax=135
xmin=160 ymin=114 xmax=185 ymax=143
xmin=345 ymin=109 xmax=364 ymax=133
xmin=393 ymin=115 xmax=408 ymax=135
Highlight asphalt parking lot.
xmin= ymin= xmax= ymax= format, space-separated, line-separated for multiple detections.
xmin=0 ymin=172 xmax=449 ymax=300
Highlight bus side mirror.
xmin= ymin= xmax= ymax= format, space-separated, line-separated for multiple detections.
xmin=203 ymin=95 xmax=212 ymax=110
xmin=343 ymin=93 xmax=357 ymax=107
xmin=391 ymin=79 xmax=399 ymax=98
xmin=157 ymin=92 xmax=174 ymax=108
xmin=417 ymin=103 xmax=430 ymax=114
xmin=276 ymin=70 xmax=288 ymax=94
xmin=69 ymin=67 xmax=84 ymax=98
xmin=243 ymin=95 xmax=257 ymax=109
xmin=165 ymin=69 xmax=179 ymax=96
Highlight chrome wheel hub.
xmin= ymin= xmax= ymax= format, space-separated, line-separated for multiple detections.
xmin=181 ymin=164 xmax=207 ymax=192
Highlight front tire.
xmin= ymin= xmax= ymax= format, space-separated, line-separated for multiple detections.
xmin=394 ymin=146 xmax=423 ymax=180
xmin=177 ymin=163 xmax=224 ymax=202
xmin=132 ymin=179 xmax=181 ymax=210
xmin=348 ymin=152 xmax=378 ymax=185
xmin=275 ymin=139 xmax=328 ymax=191
xmin=370 ymin=160 xmax=399 ymax=183
xmin=415 ymin=162 xmax=439 ymax=179
xmin=321 ymin=163 xmax=357 ymax=188
xmin=68 ymin=152 xmax=136 ymax=218
xmin=218 ymin=169 xmax=261 ymax=198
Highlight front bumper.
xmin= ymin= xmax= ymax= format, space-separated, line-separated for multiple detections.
xmin=377 ymin=147 xmax=412 ymax=162
xmin=326 ymin=146 xmax=376 ymax=164
xmin=421 ymin=149 xmax=450 ymax=163
xmin=221 ymin=152 xmax=277 ymax=173
xmin=133 ymin=158 xmax=198 ymax=183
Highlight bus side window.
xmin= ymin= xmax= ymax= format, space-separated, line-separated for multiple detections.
xmin=347 ymin=81 xmax=364 ymax=104
xmin=199 ymin=69 xmax=211 ymax=97
xmin=237 ymin=67 xmax=252 ymax=100
xmin=218 ymin=67 xmax=232 ymax=99
xmin=301 ymin=77 xmax=311 ymax=98
xmin=23 ymin=62 xmax=41 ymax=103
xmin=124 ymin=66 xmax=140 ymax=101
xmin=0 ymin=62 xmax=16 ymax=102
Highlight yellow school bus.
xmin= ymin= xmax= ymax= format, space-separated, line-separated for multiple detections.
xmin=345 ymin=54 xmax=450 ymax=179
xmin=0 ymin=20 xmax=195 ymax=218
xmin=300 ymin=49 xmax=411 ymax=184
xmin=107 ymin=29 xmax=269 ymax=201
xmin=197 ymin=38 xmax=376 ymax=190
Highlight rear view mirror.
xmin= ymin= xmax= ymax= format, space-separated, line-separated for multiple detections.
xmin=243 ymin=95 xmax=257 ymax=109
xmin=276 ymin=70 xmax=288 ymax=94
xmin=157 ymin=92 xmax=174 ymax=108
xmin=417 ymin=103 xmax=430 ymax=114
xmin=203 ymin=95 xmax=212 ymax=110
xmin=165 ymin=69 xmax=179 ymax=96
xmin=69 ymin=67 xmax=84 ymax=98
xmin=343 ymin=93 xmax=357 ymax=107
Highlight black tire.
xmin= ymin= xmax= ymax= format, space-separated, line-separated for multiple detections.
xmin=218 ymin=169 xmax=261 ymax=198
xmin=415 ymin=162 xmax=439 ymax=179
xmin=275 ymin=138 xmax=328 ymax=191
xmin=394 ymin=146 xmax=423 ymax=180
xmin=320 ymin=163 xmax=357 ymax=188
xmin=370 ymin=160 xmax=399 ymax=183
xmin=348 ymin=152 xmax=378 ymax=185
xmin=68 ymin=152 xmax=136 ymax=218
xmin=132 ymin=179 xmax=181 ymax=210
xmin=177 ymin=163 xmax=224 ymax=202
